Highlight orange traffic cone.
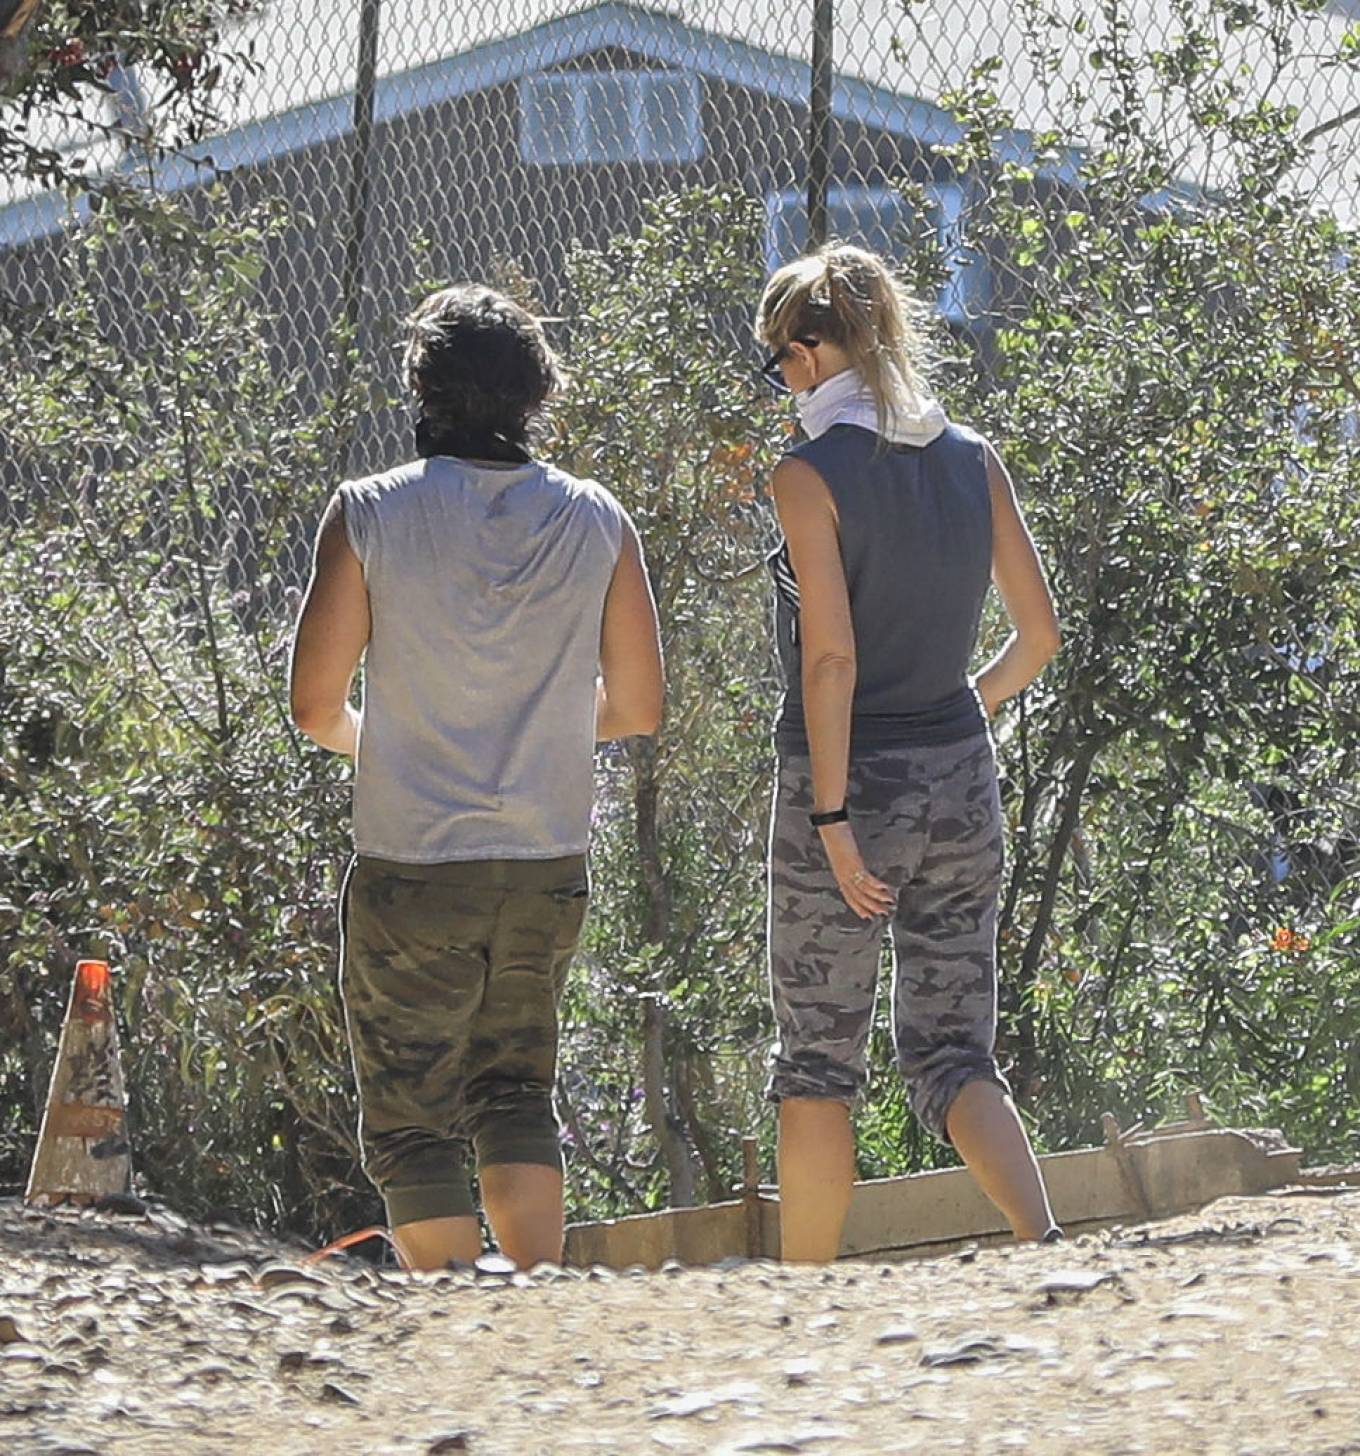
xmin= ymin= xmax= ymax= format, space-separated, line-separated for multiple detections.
xmin=25 ymin=959 xmax=133 ymax=1206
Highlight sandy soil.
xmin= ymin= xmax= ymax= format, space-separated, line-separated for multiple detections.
xmin=2 ymin=1189 xmax=1359 ymax=1456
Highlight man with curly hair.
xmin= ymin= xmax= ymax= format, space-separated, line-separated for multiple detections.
xmin=290 ymin=284 xmax=663 ymax=1270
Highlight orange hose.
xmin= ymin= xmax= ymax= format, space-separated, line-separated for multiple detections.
xmin=301 ymin=1224 xmax=403 ymax=1268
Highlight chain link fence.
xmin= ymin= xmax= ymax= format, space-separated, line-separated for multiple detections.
xmin=3 ymin=1 xmax=1358 ymax=545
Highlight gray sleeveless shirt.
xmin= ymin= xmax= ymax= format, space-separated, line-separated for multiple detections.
xmin=339 ymin=456 xmax=626 ymax=862
xmin=770 ymin=422 xmax=992 ymax=753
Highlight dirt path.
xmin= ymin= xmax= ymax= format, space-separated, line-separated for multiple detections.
xmin=2 ymin=1190 xmax=1358 ymax=1455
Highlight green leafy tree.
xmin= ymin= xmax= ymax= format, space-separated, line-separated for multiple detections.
xmin=901 ymin=0 xmax=1360 ymax=1155
xmin=0 ymin=190 xmax=377 ymax=1229
xmin=2 ymin=1 xmax=263 ymax=189
xmin=1 ymin=184 xmax=793 ymax=1233
xmin=547 ymin=189 xmax=788 ymax=1212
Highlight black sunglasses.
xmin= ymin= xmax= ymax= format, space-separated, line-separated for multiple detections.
xmin=758 ymin=335 xmax=820 ymax=392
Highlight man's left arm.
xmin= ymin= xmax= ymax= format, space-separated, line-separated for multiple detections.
xmin=289 ymin=493 xmax=371 ymax=756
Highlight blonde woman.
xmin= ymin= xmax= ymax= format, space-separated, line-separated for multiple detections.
xmin=758 ymin=245 xmax=1062 ymax=1260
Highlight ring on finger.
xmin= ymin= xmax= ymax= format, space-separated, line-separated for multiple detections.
xmin=851 ymin=870 xmax=867 ymax=887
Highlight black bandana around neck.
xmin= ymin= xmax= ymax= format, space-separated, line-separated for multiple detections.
xmin=415 ymin=416 xmax=532 ymax=465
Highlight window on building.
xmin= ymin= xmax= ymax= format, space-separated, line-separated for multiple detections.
xmin=519 ymin=70 xmax=704 ymax=166
xmin=764 ymin=182 xmax=984 ymax=324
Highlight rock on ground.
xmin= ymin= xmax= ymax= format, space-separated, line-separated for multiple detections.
xmin=1 ymin=1190 xmax=1358 ymax=1454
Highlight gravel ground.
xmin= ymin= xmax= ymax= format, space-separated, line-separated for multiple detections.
xmin=2 ymin=1189 xmax=1359 ymax=1455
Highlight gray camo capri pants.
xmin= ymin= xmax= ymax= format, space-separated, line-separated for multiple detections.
xmin=766 ymin=734 xmax=1012 ymax=1141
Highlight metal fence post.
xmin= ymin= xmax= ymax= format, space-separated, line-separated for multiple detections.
xmin=336 ymin=0 xmax=382 ymax=472
xmin=343 ymin=0 xmax=382 ymax=340
xmin=808 ymin=0 xmax=834 ymax=249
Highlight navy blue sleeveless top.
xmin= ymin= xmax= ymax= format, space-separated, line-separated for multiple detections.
xmin=769 ymin=422 xmax=992 ymax=754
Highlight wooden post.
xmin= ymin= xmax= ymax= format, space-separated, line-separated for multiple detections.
xmin=1102 ymin=1110 xmax=1153 ymax=1220
xmin=741 ymin=1136 xmax=763 ymax=1259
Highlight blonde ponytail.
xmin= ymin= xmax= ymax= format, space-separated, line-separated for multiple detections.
xmin=756 ymin=244 xmax=930 ymax=436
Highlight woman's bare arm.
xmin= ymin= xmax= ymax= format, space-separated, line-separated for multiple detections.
xmin=772 ymin=458 xmax=854 ymax=813
xmin=973 ymin=442 xmax=1061 ymax=716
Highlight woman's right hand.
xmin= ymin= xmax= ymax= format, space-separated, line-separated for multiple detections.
xmin=818 ymin=821 xmax=895 ymax=920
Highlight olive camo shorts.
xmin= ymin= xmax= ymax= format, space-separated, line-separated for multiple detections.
xmin=339 ymin=854 xmax=589 ymax=1225
xmin=767 ymin=735 xmax=1012 ymax=1141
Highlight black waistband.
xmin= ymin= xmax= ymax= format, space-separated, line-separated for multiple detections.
xmin=775 ymin=684 xmax=985 ymax=753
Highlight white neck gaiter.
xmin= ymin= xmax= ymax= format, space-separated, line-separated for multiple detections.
xmin=794 ymin=367 xmax=948 ymax=448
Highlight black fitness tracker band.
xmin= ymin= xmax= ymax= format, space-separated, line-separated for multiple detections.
xmin=809 ymin=806 xmax=849 ymax=828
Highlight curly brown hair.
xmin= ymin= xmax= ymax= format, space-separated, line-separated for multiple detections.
xmin=403 ymin=284 xmax=563 ymax=446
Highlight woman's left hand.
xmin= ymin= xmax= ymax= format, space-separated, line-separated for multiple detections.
xmin=818 ymin=822 xmax=895 ymax=920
